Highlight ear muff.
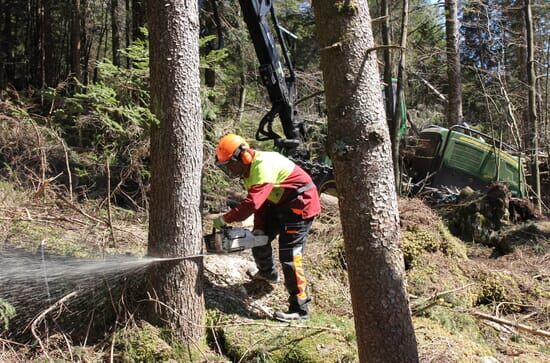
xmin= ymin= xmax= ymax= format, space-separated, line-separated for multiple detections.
xmin=230 ymin=143 xmax=252 ymax=165
xmin=240 ymin=149 xmax=253 ymax=165
xmin=236 ymin=144 xmax=253 ymax=165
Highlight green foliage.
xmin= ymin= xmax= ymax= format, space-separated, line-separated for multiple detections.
xmin=0 ymin=298 xmax=16 ymax=333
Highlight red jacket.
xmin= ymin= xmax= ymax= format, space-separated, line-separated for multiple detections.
xmin=223 ymin=151 xmax=321 ymax=229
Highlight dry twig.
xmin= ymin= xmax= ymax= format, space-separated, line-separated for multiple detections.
xmin=29 ymin=291 xmax=79 ymax=360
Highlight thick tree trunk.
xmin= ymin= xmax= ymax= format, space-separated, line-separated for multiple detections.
xmin=524 ymin=0 xmax=541 ymax=213
xmin=445 ymin=0 xmax=463 ymax=126
xmin=146 ymin=0 xmax=204 ymax=344
xmin=312 ymin=1 xmax=419 ymax=362
xmin=131 ymin=0 xmax=146 ymax=40
xmin=70 ymin=0 xmax=81 ymax=82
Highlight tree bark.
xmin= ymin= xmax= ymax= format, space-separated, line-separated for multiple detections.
xmin=381 ymin=0 xmax=393 ymax=123
xmin=146 ymin=0 xmax=205 ymax=344
xmin=131 ymin=0 xmax=146 ymax=40
xmin=312 ymin=1 xmax=419 ymax=362
xmin=524 ymin=0 xmax=541 ymax=213
xmin=125 ymin=0 xmax=131 ymax=67
xmin=392 ymin=0 xmax=409 ymax=192
xmin=111 ymin=0 xmax=121 ymax=66
xmin=43 ymin=0 xmax=54 ymax=86
xmin=445 ymin=0 xmax=463 ymax=126
xmin=70 ymin=0 xmax=81 ymax=82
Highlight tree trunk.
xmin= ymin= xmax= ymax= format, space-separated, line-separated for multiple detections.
xmin=125 ymin=0 xmax=131 ymax=67
xmin=312 ymin=1 xmax=419 ymax=362
xmin=131 ymin=0 xmax=146 ymax=40
xmin=381 ymin=0 xmax=393 ymax=123
xmin=43 ymin=0 xmax=54 ymax=86
xmin=445 ymin=0 xmax=463 ymax=126
xmin=392 ymin=0 xmax=409 ymax=192
xmin=111 ymin=0 xmax=121 ymax=66
xmin=524 ymin=0 xmax=541 ymax=213
xmin=70 ymin=0 xmax=81 ymax=82
xmin=146 ymin=0 xmax=205 ymax=344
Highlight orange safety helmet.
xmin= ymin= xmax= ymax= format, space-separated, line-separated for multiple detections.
xmin=215 ymin=134 xmax=252 ymax=164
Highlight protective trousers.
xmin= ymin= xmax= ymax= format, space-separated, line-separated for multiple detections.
xmin=252 ymin=206 xmax=313 ymax=314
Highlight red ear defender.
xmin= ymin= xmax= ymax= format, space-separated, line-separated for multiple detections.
xmin=240 ymin=144 xmax=254 ymax=165
xmin=240 ymin=148 xmax=253 ymax=165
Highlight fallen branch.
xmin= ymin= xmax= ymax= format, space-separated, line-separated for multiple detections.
xmin=471 ymin=310 xmax=550 ymax=338
xmin=56 ymin=192 xmax=144 ymax=240
xmin=56 ymin=193 xmax=107 ymax=226
xmin=412 ymin=283 xmax=475 ymax=315
xmin=30 ymin=291 xmax=79 ymax=360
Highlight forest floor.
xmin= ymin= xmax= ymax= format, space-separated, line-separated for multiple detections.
xmin=0 ymin=180 xmax=549 ymax=362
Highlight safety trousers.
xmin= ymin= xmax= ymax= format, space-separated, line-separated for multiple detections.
xmin=252 ymin=207 xmax=314 ymax=314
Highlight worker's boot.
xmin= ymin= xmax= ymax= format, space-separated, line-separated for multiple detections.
xmin=274 ymin=296 xmax=311 ymax=321
xmin=246 ymin=265 xmax=279 ymax=283
xmin=273 ymin=309 xmax=308 ymax=321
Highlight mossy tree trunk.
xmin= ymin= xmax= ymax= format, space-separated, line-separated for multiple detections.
xmin=312 ymin=1 xmax=418 ymax=362
xmin=146 ymin=0 xmax=204 ymax=344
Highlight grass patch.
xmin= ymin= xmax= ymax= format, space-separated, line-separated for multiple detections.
xmin=414 ymin=316 xmax=495 ymax=360
xmin=8 ymin=221 xmax=88 ymax=257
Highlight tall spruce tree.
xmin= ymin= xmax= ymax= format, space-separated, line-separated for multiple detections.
xmin=312 ymin=1 xmax=419 ymax=361
xmin=146 ymin=0 xmax=205 ymax=343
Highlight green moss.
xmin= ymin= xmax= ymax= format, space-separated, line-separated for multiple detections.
xmin=413 ymin=316 xmax=495 ymax=359
xmin=402 ymin=225 xmax=440 ymax=268
xmin=116 ymin=322 xmax=218 ymax=363
xmin=334 ymin=0 xmax=359 ymax=15
xmin=474 ymin=271 xmax=522 ymax=310
xmin=0 ymin=298 xmax=16 ymax=333
xmin=437 ymin=222 xmax=468 ymax=259
xmin=219 ymin=312 xmax=357 ymax=362
xmin=117 ymin=322 xmax=174 ymax=362
xmin=423 ymin=306 xmax=481 ymax=338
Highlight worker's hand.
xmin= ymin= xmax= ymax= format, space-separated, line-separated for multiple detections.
xmin=252 ymin=229 xmax=264 ymax=236
xmin=213 ymin=215 xmax=227 ymax=230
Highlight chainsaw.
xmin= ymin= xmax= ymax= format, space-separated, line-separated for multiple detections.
xmin=204 ymin=227 xmax=269 ymax=254
xmin=153 ymin=227 xmax=269 ymax=262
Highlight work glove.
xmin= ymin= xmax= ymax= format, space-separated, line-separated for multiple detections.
xmin=213 ymin=215 xmax=227 ymax=230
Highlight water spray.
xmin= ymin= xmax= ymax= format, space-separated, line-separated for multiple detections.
xmin=40 ymin=240 xmax=52 ymax=304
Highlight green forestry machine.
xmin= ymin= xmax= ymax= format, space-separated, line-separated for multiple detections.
xmin=207 ymin=0 xmax=527 ymax=197
xmin=403 ymin=125 xmax=527 ymax=197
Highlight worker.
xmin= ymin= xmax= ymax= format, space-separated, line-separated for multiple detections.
xmin=213 ymin=134 xmax=321 ymax=321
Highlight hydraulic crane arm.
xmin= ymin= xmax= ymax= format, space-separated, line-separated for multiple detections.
xmin=202 ymin=0 xmax=334 ymax=192
xmin=237 ymin=0 xmax=303 ymax=149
